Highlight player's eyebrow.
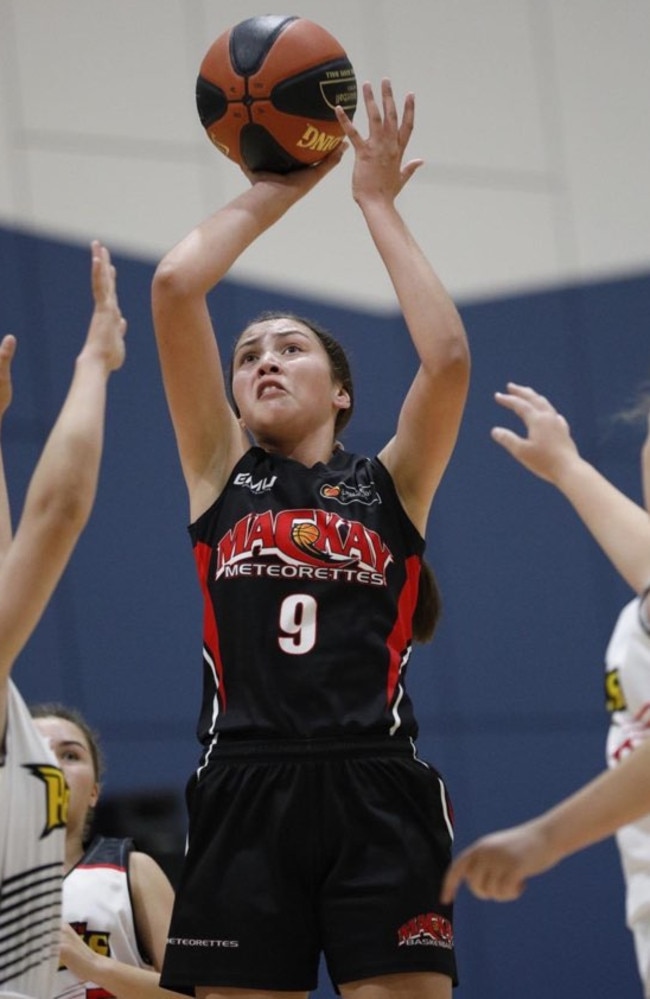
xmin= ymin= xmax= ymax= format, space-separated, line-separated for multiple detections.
xmin=54 ymin=739 xmax=88 ymax=753
xmin=234 ymin=328 xmax=312 ymax=357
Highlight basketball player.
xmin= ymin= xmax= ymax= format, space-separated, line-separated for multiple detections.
xmin=0 ymin=242 xmax=126 ymax=999
xmin=27 ymin=704 xmax=186 ymax=999
xmin=151 ymin=78 xmax=470 ymax=999
xmin=441 ymin=383 xmax=650 ymax=997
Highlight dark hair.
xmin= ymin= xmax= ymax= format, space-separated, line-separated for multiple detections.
xmin=412 ymin=559 xmax=442 ymax=643
xmin=30 ymin=702 xmax=104 ymax=782
xmin=229 ymin=311 xmax=354 ymax=435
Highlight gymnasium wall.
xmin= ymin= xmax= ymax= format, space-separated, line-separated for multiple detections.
xmin=1 ymin=2 xmax=650 ymax=997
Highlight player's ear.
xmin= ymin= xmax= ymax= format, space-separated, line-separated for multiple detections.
xmin=333 ymin=385 xmax=351 ymax=412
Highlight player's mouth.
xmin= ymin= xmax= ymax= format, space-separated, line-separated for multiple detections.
xmin=257 ymin=379 xmax=286 ymax=399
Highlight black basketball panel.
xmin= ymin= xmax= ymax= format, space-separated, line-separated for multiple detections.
xmin=240 ymin=123 xmax=305 ymax=174
xmin=230 ymin=15 xmax=299 ymax=76
xmin=196 ymin=76 xmax=229 ymax=128
xmin=271 ymin=59 xmax=357 ymax=120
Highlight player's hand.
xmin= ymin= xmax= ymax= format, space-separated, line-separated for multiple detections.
xmin=491 ymin=383 xmax=580 ymax=485
xmin=83 ymin=241 xmax=127 ymax=373
xmin=335 ymin=78 xmax=423 ymax=205
xmin=441 ymin=821 xmax=555 ymax=903
xmin=59 ymin=922 xmax=98 ymax=978
xmin=0 ymin=335 xmax=16 ymax=424
xmin=240 ymin=141 xmax=347 ymax=200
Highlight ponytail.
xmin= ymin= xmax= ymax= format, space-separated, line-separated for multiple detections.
xmin=412 ymin=559 xmax=442 ymax=644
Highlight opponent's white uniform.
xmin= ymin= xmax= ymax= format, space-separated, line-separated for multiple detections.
xmin=605 ymin=597 xmax=650 ymax=997
xmin=0 ymin=681 xmax=66 ymax=999
xmin=54 ymin=836 xmax=151 ymax=999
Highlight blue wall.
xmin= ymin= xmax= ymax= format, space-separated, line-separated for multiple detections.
xmin=2 ymin=226 xmax=648 ymax=997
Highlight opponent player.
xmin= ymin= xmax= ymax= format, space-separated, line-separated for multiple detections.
xmin=0 ymin=242 xmax=126 ymax=999
xmin=441 ymin=383 xmax=650 ymax=997
xmin=151 ymin=79 xmax=470 ymax=998
xmin=28 ymin=704 xmax=186 ymax=999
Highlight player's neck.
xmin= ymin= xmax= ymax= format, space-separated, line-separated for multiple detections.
xmin=64 ymin=835 xmax=86 ymax=874
xmin=257 ymin=426 xmax=338 ymax=467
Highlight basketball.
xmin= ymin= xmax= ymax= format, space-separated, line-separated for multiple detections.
xmin=196 ymin=15 xmax=357 ymax=173
xmin=291 ymin=521 xmax=320 ymax=549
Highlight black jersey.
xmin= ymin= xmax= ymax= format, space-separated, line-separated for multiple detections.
xmin=189 ymin=447 xmax=426 ymax=748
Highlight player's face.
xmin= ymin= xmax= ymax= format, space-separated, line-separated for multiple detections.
xmin=34 ymin=716 xmax=99 ymax=837
xmin=232 ymin=318 xmax=349 ymax=442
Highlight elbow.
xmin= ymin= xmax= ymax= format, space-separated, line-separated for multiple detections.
xmin=152 ymin=258 xmax=188 ymax=304
xmin=32 ymin=476 xmax=95 ymax=539
xmin=441 ymin=334 xmax=471 ymax=386
xmin=152 ymin=256 xmax=203 ymax=311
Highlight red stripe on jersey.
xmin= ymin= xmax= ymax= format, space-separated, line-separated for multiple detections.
xmin=194 ymin=541 xmax=226 ymax=709
xmin=385 ymin=555 xmax=421 ymax=705
xmin=77 ymin=863 xmax=125 ymax=872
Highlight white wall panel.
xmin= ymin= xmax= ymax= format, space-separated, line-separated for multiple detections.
xmin=550 ymin=0 xmax=650 ymax=280
xmin=379 ymin=0 xmax=549 ymax=175
xmin=0 ymin=0 xmax=649 ymax=305
xmin=23 ymin=149 xmax=209 ymax=258
xmin=12 ymin=0 xmax=197 ymax=143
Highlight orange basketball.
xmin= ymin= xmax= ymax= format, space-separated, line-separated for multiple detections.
xmin=291 ymin=521 xmax=320 ymax=548
xmin=196 ymin=15 xmax=357 ymax=173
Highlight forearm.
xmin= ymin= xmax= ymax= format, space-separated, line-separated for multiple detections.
xmin=358 ymin=199 xmax=468 ymax=372
xmin=552 ymin=454 xmax=650 ymax=593
xmin=0 ymin=438 xmax=12 ymax=562
xmin=23 ymin=353 xmax=110 ymax=530
xmin=534 ymin=741 xmax=650 ymax=864
xmin=155 ymin=181 xmax=310 ymax=299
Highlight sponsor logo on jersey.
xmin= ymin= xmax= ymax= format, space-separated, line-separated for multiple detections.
xmin=216 ymin=508 xmax=393 ymax=586
xmin=233 ymin=472 xmax=277 ymax=495
xmin=25 ymin=763 xmax=68 ymax=837
xmin=397 ymin=911 xmax=454 ymax=949
xmin=320 ymin=480 xmax=381 ymax=506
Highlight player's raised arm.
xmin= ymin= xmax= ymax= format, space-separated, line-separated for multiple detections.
xmin=0 ymin=335 xmax=17 ymax=566
xmin=0 ymin=242 xmax=126 ymax=745
xmin=336 ymin=80 xmax=470 ymax=535
xmin=492 ymin=383 xmax=650 ymax=593
xmin=151 ymin=151 xmax=345 ymax=522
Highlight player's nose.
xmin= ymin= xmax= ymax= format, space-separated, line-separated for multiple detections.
xmin=258 ymin=350 xmax=281 ymax=373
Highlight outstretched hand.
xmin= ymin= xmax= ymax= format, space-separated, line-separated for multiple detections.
xmin=440 ymin=821 xmax=555 ymax=904
xmin=84 ymin=241 xmax=127 ymax=373
xmin=0 ymin=335 xmax=16 ymax=425
xmin=491 ymin=383 xmax=580 ymax=484
xmin=335 ymin=78 xmax=424 ymax=205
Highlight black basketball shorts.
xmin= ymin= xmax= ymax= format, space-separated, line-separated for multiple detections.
xmin=160 ymin=738 xmax=457 ymax=994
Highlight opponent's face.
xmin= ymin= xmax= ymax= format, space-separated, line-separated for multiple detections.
xmin=35 ymin=716 xmax=99 ymax=834
xmin=231 ymin=318 xmax=350 ymax=442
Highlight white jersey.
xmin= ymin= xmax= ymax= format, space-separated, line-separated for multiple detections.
xmin=54 ymin=836 xmax=151 ymax=999
xmin=0 ymin=681 xmax=66 ymax=999
xmin=605 ymin=597 xmax=650 ymax=927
